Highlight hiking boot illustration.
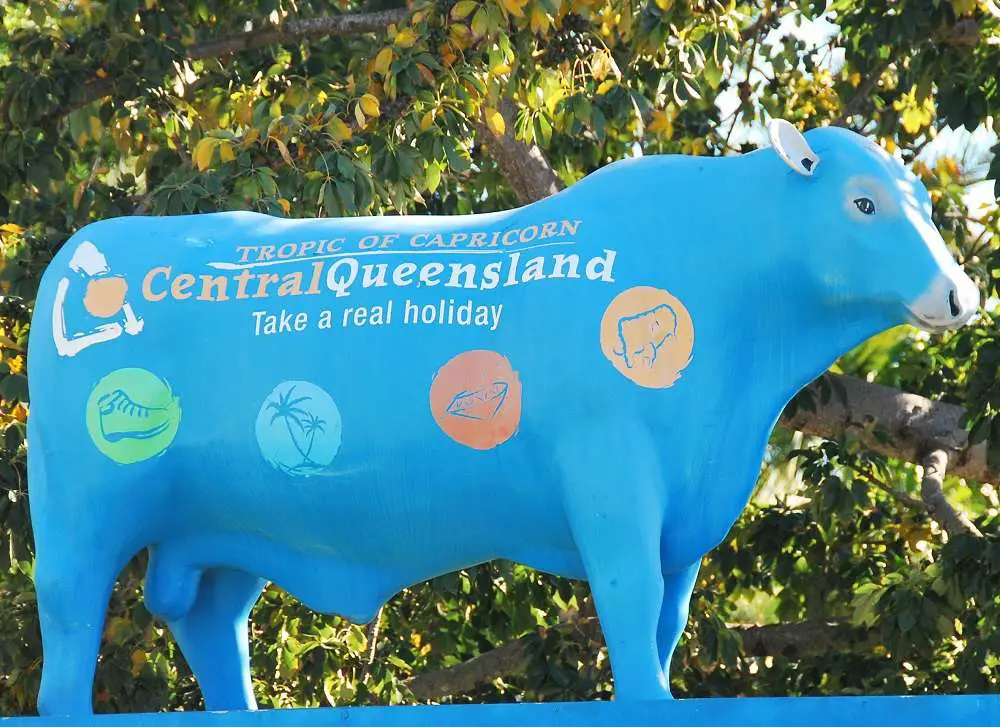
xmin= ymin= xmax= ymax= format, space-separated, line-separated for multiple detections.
xmin=97 ymin=389 xmax=173 ymax=443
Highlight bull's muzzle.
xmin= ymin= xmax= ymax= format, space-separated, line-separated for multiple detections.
xmin=908 ymin=270 xmax=980 ymax=332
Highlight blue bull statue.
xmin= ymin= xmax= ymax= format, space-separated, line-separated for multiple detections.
xmin=26 ymin=120 xmax=978 ymax=715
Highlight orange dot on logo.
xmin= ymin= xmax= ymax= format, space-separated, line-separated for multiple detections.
xmin=600 ymin=286 xmax=694 ymax=389
xmin=430 ymin=350 xmax=522 ymax=450
xmin=83 ymin=276 xmax=128 ymax=318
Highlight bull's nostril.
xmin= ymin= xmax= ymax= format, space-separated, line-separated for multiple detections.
xmin=949 ymin=288 xmax=961 ymax=317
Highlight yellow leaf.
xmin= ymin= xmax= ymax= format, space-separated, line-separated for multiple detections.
xmin=88 ymin=116 xmax=104 ymax=141
xmin=96 ymin=68 xmax=108 ymax=79
xmin=242 ymin=127 xmax=261 ymax=147
xmin=484 ymin=107 xmax=505 ymax=135
xmin=130 ymin=650 xmax=147 ymax=678
xmin=193 ymin=137 xmax=217 ymax=171
xmin=73 ymin=181 xmax=85 ymax=209
xmin=234 ymin=97 xmax=254 ymax=126
xmin=951 ymin=0 xmax=976 ymax=14
xmin=901 ymin=106 xmax=926 ymax=135
xmin=416 ymin=63 xmax=437 ymax=85
xmin=354 ymin=103 xmax=367 ymax=127
xmin=278 ymin=198 xmax=291 ymax=214
xmin=530 ymin=5 xmax=550 ymax=33
xmin=360 ymin=94 xmax=381 ymax=117
xmin=425 ymin=163 xmax=442 ymax=193
xmin=219 ymin=142 xmax=236 ymax=163
xmin=938 ymin=156 xmax=961 ymax=179
xmin=11 ymin=403 xmax=27 ymax=423
xmin=327 ymin=115 xmax=352 ymax=141
xmin=395 ymin=28 xmax=419 ymax=48
xmin=848 ymin=71 xmax=862 ymax=88
xmin=591 ymin=50 xmax=611 ymax=81
xmin=499 ymin=0 xmax=526 ymax=18
xmin=491 ymin=63 xmax=512 ymax=76
xmin=648 ymin=109 xmax=674 ymax=139
xmin=420 ymin=109 xmax=437 ymax=131
xmin=373 ymin=47 xmax=394 ymax=76
xmin=0 ymin=224 xmax=24 ymax=234
xmin=451 ymin=0 xmax=477 ymax=19
xmin=654 ymin=0 xmax=673 ymax=10
xmin=7 ymin=355 xmax=24 ymax=375
xmin=273 ymin=138 xmax=294 ymax=166
xmin=597 ymin=79 xmax=617 ymax=95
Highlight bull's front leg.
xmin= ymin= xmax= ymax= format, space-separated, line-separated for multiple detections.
xmin=556 ymin=418 xmax=670 ymax=701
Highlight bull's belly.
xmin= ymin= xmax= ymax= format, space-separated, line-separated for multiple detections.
xmin=142 ymin=426 xmax=583 ymax=615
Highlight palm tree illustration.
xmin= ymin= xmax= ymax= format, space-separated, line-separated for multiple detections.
xmin=266 ymin=386 xmax=326 ymax=473
xmin=297 ymin=412 xmax=326 ymax=470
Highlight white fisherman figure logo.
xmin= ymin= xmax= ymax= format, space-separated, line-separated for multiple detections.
xmin=52 ymin=240 xmax=144 ymax=357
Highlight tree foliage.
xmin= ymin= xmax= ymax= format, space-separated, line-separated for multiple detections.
xmin=1 ymin=0 xmax=999 ymax=715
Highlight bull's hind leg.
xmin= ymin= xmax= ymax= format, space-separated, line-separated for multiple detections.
xmin=170 ymin=568 xmax=265 ymax=710
xmin=557 ymin=419 xmax=670 ymax=701
xmin=144 ymin=552 xmax=264 ymax=710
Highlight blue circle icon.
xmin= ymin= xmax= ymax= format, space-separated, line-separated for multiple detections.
xmin=255 ymin=380 xmax=342 ymax=477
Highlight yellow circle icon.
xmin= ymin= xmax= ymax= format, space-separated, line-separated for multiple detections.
xmin=600 ymin=286 xmax=694 ymax=388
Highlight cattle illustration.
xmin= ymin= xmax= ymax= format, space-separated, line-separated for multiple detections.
xmin=613 ymin=303 xmax=678 ymax=369
xmin=26 ymin=120 xmax=979 ymax=715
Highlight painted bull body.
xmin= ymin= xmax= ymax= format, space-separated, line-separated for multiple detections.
xmin=27 ymin=121 xmax=978 ymax=715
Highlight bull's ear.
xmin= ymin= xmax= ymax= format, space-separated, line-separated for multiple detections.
xmin=767 ymin=119 xmax=820 ymax=177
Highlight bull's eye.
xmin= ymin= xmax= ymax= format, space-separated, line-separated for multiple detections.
xmin=854 ymin=197 xmax=876 ymax=215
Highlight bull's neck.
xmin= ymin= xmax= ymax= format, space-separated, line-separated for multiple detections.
xmin=714 ymin=254 xmax=896 ymax=416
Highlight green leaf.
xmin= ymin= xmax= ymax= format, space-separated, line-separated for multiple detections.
xmin=0 ymin=374 xmax=28 ymax=404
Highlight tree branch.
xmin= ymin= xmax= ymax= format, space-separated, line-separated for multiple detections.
xmin=402 ymin=619 xmax=876 ymax=700
xmin=404 ymin=630 xmax=538 ymax=700
xmin=835 ymin=59 xmax=892 ymax=126
xmin=187 ymin=9 xmax=411 ymax=60
xmin=475 ymin=99 xmax=564 ymax=205
xmin=781 ymin=373 xmax=988 ymax=483
xmin=919 ymin=449 xmax=982 ymax=538
xmin=732 ymin=620 xmax=877 ymax=659
xmin=782 ymin=374 xmax=985 ymax=537
xmin=58 ymin=8 xmax=411 ymax=119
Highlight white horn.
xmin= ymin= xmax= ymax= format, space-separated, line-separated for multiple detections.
xmin=767 ymin=118 xmax=820 ymax=177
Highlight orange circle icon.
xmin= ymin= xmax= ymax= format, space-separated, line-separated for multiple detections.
xmin=84 ymin=276 xmax=128 ymax=318
xmin=430 ymin=350 xmax=522 ymax=450
xmin=600 ymin=286 xmax=694 ymax=389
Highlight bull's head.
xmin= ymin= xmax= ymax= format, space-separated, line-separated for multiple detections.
xmin=767 ymin=119 xmax=980 ymax=333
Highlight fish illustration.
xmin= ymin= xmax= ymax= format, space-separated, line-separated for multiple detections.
xmin=445 ymin=381 xmax=509 ymax=420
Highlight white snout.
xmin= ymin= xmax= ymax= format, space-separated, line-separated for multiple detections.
xmin=907 ymin=267 xmax=980 ymax=332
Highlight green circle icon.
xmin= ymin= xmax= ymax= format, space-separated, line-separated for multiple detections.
xmin=86 ymin=367 xmax=182 ymax=464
